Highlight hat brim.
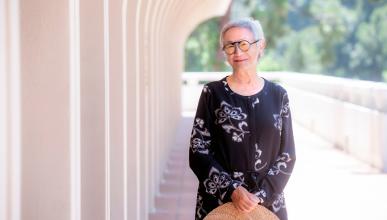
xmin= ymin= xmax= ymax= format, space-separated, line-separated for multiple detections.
xmin=204 ymin=202 xmax=279 ymax=220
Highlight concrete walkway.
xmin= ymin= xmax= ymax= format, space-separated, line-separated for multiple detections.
xmin=149 ymin=116 xmax=387 ymax=220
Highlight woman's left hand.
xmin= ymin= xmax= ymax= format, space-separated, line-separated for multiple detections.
xmin=231 ymin=186 xmax=260 ymax=212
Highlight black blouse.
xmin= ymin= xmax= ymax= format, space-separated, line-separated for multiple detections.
xmin=189 ymin=76 xmax=296 ymax=220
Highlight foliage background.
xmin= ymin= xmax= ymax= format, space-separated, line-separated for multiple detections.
xmin=184 ymin=0 xmax=387 ymax=82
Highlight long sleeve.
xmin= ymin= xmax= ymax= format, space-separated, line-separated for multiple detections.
xmin=254 ymin=92 xmax=296 ymax=207
xmin=189 ymin=85 xmax=242 ymax=202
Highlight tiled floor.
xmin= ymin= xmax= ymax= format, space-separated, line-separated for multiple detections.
xmin=149 ymin=116 xmax=387 ymax=220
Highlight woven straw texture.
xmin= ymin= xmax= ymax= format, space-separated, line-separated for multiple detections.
xmin=203 ymin=202 xmax=279 ymax=220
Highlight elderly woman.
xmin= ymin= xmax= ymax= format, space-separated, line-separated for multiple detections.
xmin=189 ymin=18 xmax=296 ymax=220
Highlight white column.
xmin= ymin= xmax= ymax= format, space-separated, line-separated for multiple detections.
xmin=104 ymin=0 xmax=111 ymax=219
xmin=108 ymin=0 xmax=125 ymax=219
xmin=147 ymin=0 xmax=164 ymax=211
xmin=125 ymin=0 xmax=141 ymax=219
xmin=0 ymin=1 xmax=7 ymax=219
xmin=19 ymin=0 xmax=72 ymax=219
xmin=69 ymin=0 xmax=81 ymax=220
xmin=137 ymin=1 xmax=150 ymax=218
xmin=121 ymin=1 xmax=129 ymax=220
xmin=0 ymin=0 xmax=21 ymax=220
xmin=79 ymin=0 xmax=107 ymax=219
xmin=154 ymin=0 xmax=174 ymax=187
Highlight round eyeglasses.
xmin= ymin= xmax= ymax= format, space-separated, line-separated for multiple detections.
xmin=222 ymin=39 xmax=260 ymax=55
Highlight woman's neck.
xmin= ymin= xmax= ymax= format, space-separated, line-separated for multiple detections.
xmin=230 ymin=69 xmax=259 ymax=85
xmin=226 ymin=70 xmax=264 ymax=96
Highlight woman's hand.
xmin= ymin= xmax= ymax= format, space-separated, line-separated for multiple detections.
xmin=231 ymin=186 xmax=260 ymax=212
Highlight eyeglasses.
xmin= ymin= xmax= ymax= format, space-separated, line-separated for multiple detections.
xmin=222 ymin=39 xmax=260 ymax=55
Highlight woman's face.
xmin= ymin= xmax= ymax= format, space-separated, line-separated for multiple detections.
xmin=222 ymin=27 xmax=264 ymax=71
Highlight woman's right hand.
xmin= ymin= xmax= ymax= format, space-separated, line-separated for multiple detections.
xmin=231 ymin=186 xmax=260 ymax=212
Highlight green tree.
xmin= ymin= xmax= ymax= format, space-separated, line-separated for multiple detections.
xmin=184 ymin=17 xmax=230 ymax=71
xmin=309 ymin=0 xmax=355 ymax=67
xmin=184 ymin=0 xmax=387 ymax=82
xmin=349 ymin=4 xmax=387 ymax=81
xmin=232 ymin=0 xmax=289 ymax=49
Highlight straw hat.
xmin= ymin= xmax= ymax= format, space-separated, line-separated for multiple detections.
xmin=204 ymin=202 xmax=279 ymax=220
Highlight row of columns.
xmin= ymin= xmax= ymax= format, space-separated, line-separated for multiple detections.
xmin=0 ymin=0 xmax=231 ymax=220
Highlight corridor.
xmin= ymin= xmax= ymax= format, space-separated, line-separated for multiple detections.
xmin=149 ymin=115 xmax=387 ymax=220
xmin=2 ymin=0 xmax=386 ymax=219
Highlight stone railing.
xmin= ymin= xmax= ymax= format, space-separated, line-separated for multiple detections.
xmin=181 ymin=72 xmax=387 ymax=172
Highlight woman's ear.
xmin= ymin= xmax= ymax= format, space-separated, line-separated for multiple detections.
xmin=257 ymin=39 xmax=266 ymax=61
xmin=260 ymin=38 xmax=266 ymax=50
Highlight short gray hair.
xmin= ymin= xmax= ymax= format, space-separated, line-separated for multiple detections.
xmin=219 ymin=17 xmax=265 ymax=47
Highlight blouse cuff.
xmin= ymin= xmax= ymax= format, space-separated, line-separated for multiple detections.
xmin=224 ymin=180 xmax=243 ymax=202
xmin=253 ymin=188 xmax=267 ymax=205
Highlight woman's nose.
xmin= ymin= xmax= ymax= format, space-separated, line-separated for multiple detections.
xmin=234 ymin=45 xmax=243 ymax=55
